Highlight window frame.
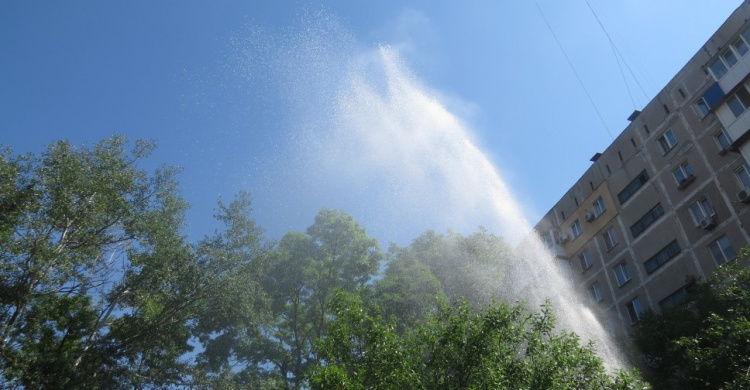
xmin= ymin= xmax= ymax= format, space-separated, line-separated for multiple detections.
xmin=726 ymin=85 xmax=750 ymax=118
xmin=733 ymin=36 xmax=750 ymax=57
xmin=626 ymin=297 xmax=645 ymax=324
xmin=657 ymin=129 xmax=678 ymax=154
xmin=603 ymin=226 xmax=618 ymax=251
xmin=592 ymin=196 xmax=606 ymax=218
xmin=630 ymin=203 xmax=665 ymax=238
xmin=688 ymin=197 xmax=716 ymax=226
xmin=644 ymin=240 xmax=681 ymax=274
xmin=672 ymin=162 xmax=695 ymax=187
xmin=617 ymin=170 xmax=650 ymax=204
xmin=570 ymin=219 xmax=582 ymax=239
xmin=613 ymin=262 xmax=632 ymax=287
xmin=709 ymin=56 xmax=730 ymax=79
xmin=590 ymin=282 xmax=604 ymax=303
xmin=696 ymin=98 xmax=710 ymax=118
xmin=578 ymin=248 xmax=593 ymax=272
xmin=708 ymin=33 xmax=750 ymax=80
xmin=735 ymin=163 xmax=750 ymax=189
xmin=708 ymin=235 xmax=738 ymax=265
xmin=722 ymin=48 xmax=738 ymax=68
xmin=715 ymin=128 xmax=732 ymax=152
xmin=659 ymin=286 xmax=690 ymax=311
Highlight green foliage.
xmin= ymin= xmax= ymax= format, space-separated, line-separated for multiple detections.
xmin=374 ymin=245 xmax=446 ymax=333
xmin=195 ymin=208 xmax=383 ymax=389
xmin=0 ymin=137 xmax=269 ymax=389
xmin=0 ymin=137 xmax=192 ymax=388
xmin=635 ymin=259 xmax=750 ymax=389
xmin=0 ymin=137 xmax=651 ymax=389
xmin=388 ymin=229 xmax=513 ymax=308
xmin=310 ymin=292 xmax=648 ymax=389
xmin=188 ymin=191 xmax=270 ymax=386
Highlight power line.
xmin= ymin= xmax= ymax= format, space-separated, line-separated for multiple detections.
xmin=585 ymin=0 xmax=650 ymax=105
xmin=535 ymin=2 xmax=614 ymax=140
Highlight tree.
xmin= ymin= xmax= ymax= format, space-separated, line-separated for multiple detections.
xmin=372 ymin=244 xmax=445 ymax=333
xmin=634 ymin=258 xmax=750 ymax=389
xmin=195 ymin=208 xmax=383 ymax=389
xmin=0 ymin=137 xmax=195 ymax=388
xmin=310 ymin=292 xmax=648 ymax=389
xmin=0 ymin=137 xmax=270 ymax=389
xmin=384 ymin=228 xmax=513 ymax=309
xmin=190 ymin=192 xmax=271 ymax=388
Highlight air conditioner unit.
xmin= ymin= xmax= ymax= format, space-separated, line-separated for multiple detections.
xmin=699 ymin=216 xmax=717 ymax=230
xmin=584 ymin=212 xmax=595 ymax=222
xmin=557 ymin=233 xmax=569 ymax=244
xmin=738 ymin=188 xmax=750 ymax=204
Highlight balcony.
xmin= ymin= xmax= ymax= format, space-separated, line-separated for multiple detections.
xmin=718 ymin=52 xmax=750 ymax=94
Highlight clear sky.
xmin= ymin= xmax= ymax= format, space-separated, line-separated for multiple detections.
xmin=1 ymin=1 xmax=744 ymax=245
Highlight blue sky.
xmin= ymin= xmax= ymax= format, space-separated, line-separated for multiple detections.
xmin=1 ymin=1 xmax=743 ymax=245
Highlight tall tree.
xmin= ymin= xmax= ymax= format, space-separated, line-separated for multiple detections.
xmin=190 ymin=192 xmax=270 ymax=388
xmin=310 ymin=292 xmax=648 ymax=389
xmin=373 ymin=244 xmax=446 ymax=333
xmin=635 ymin=258 xmax=750 ymax=389
xmin=0 ymin=137 xmax=269 ymax=389
xmin=0 ymin=137 xmax=195 ymax=388
xmin=387 ymin=228 xmax=513 ymax=308
xmin=196 ymin=208 xmax=382 ymax=389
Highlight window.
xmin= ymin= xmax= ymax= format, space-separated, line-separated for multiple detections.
xmin=630 ymin=203 xmax=665 ymax=238
xmin=590 ymin=282 xmax=604 ymax=303
xmin=644 ymin=240 xmax=681 ymax=274
xmin=603 ymin=226 xmax=618 ymax=250
xmin=659 ymin=286 xmax=690 ymax=311
xmin=733 ymin=36 xmax=750 ymax=57
xmin=696 ymin=98 xmax=710 ymax=118
xmin=708 ymin=44 xmax=745 ymax=80
xmin=542 ymin=231 xmax=555 ymax=249
xmin=592 ymin=196 xmax=606 ymax=218
xmin=618 ymin=170 xmax=649 ymax=204
xmin=708 ymin=235 xmax=738 ymax=265
xmin=626 ymin=297 xmax=645 ymax=324
xmin=689 ymin=197 xmax=716 ymax=226
xmin=657 ymin=129 xmax=678 ymax=154
xmin=578 ymin=249 xmax=593 ymax=271
xmin=726 ymin=86 xmax=750 ymax=118
xmin=709 ymin=57 xmax=729 ymax=79
xmin=570 ymin=219 xmax=582 ymax=239
xmin=722 ymin=49 xmax=738 ymax=68
xmin=716 ymin=129 xmax=732 ymax=152
xmin=672 ymin=162 xmax=695 ymax=187
xmin=735 ymin=163 xmax=750 ymax=188
xmin=604 ymin=318 xmax=615 ymax=337
xmin=613 ymin=262 xmax=632 ymax=287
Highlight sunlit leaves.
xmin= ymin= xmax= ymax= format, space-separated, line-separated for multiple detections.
xmin=311 ymin=293 xmax=647 ymax=389
xmin=635 ymin=259 xmax=750 ymax=389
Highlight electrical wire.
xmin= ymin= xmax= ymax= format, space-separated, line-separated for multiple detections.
xmin=535 ymin=2 xmax=614 ymax=140
xmin=585 ymin=0 xmax=650 ymax=105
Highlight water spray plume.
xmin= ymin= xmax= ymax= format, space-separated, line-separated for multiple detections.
xmin=240 ymin=11 xmax=628 ymax=371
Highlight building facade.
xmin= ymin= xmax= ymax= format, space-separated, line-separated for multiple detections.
xmin=534 ymin=1 xmax=750 ymax=335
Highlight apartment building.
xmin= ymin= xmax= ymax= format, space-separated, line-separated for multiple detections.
xmin=534 ymin=1 xmax=750 ymax=335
